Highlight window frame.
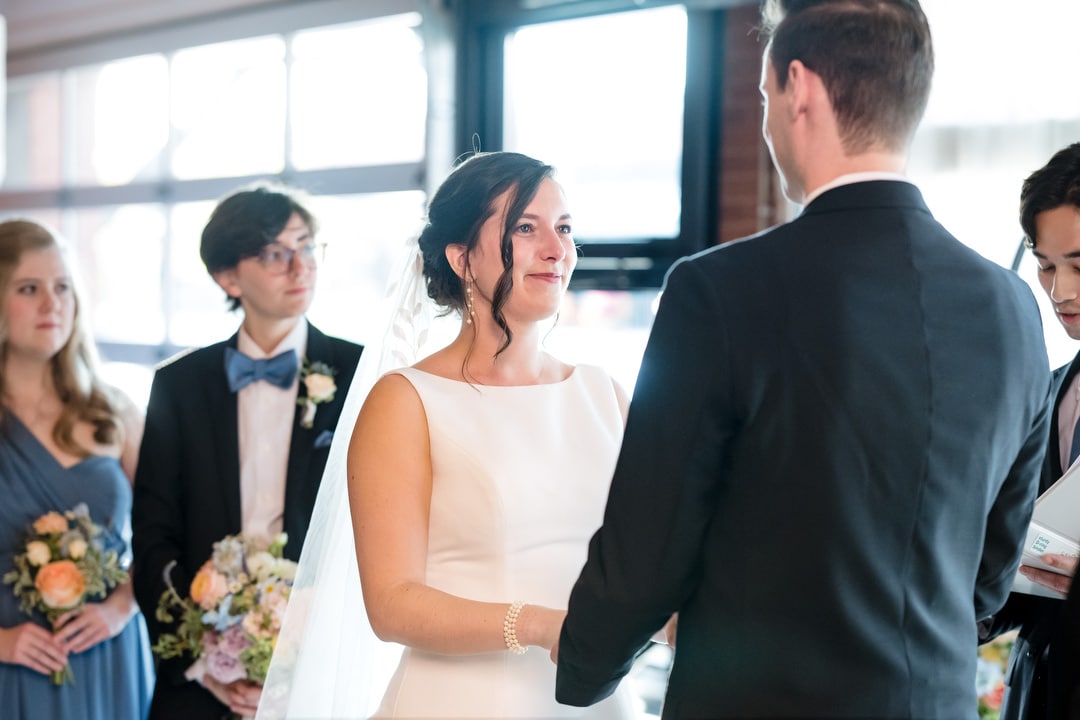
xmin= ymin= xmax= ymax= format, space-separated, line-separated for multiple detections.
xmin=454 ymin=0 xmax=730 ymax=290
xmin=0 ymin=0 xmax=426 ymax=365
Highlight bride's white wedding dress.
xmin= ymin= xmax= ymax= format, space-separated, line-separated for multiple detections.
xmin=371 ymin=365 xmax=637 ymax=718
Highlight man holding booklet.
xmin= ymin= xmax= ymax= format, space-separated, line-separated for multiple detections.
xmin=979 ymin=142 xmax=1080 ymax=720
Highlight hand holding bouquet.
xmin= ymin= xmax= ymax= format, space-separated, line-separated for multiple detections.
xmin=152 ymin=533 xmax=297 ymax=692
xmin=2 ymin=504 xmax=129 ymax=684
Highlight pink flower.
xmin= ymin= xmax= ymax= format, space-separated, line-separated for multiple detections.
xmin=206 ymin=650 xmax=248 ymax=684
xmin=981 ymin=682 xmax=1005 ymax=711
xmin=33 ymin=512 xmax=69 ymax=535
xmin=218 ymin=625 xmax=251 ymax=655
xmin=201 ymin=630 xmax=220 ymax=654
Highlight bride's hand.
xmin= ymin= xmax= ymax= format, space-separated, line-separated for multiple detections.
xmin=515 ymin=605 xmax=566 ymax=651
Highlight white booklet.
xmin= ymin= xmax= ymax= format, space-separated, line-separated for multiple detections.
xmin=1011 ymin=461 xmax=1080 ymax=598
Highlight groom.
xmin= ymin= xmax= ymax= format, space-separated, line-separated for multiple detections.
xmin=132 ymin=184 xmax=363 ymax=720
xmin=556 ymin=1 xmax=1051 ymax=717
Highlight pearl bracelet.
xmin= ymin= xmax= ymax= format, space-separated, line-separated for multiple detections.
xmin=503 ymin=600 xmax=528 ymax=655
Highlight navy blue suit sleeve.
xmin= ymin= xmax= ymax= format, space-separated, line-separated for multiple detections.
xmin=975 ymin=373 xmax=1050 ymax=621
xmin=132 ymin=368 xmax=190 ymax=641
xmin=557 ymin=258 xmax=734 ymax=705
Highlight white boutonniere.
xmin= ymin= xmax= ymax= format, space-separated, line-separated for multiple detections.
xmin=297 ymin=358 xmax=337 ymax=429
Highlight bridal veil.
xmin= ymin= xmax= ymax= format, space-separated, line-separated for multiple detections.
xmin=256 ymin=236 xmax=440 ymax=719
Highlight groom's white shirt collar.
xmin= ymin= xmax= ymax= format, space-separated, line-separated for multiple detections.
xmin=803 ymin=171 xmax=910 ymax=206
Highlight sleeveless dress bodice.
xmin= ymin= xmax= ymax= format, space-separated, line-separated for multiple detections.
xmin=375 ymin=365 xmax=637 ymax=718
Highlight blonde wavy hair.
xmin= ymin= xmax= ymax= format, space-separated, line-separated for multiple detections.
xmin=0 ymin=219 xmax=122 ymax=455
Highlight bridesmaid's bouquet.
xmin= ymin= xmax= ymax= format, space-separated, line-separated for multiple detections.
xmin=152 ymin=533 xmax=297 ymax=687
xmin=2 ymin=503 xmax=129 ymax=685
xmin=976 ymin=631 xmax=1015 ymax=719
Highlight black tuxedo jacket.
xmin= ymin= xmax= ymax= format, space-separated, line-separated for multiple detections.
xmin=556 ymin=181 xmax=1052 ymax=719
xmin=982 ymin=354 xmax=1080 ymax=720
xmin=1047 ymin=354 xmax=1080 ymax=720
xmin=132 ymin=321 xmax=362 ymax=720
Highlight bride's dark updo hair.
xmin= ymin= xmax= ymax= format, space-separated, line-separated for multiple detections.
xmin=418 ymin=151 xmax=555 ymax=353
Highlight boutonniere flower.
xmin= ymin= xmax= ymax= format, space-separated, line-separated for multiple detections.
xmin=297 ymin=358 xmax=337 ymax=429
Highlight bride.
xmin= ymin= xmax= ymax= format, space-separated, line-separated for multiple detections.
xmin=258 ymin=151 xmax=641 ymax=718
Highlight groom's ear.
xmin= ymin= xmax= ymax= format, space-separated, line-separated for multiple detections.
xmin=445 ymin=244 xmax=468 ymax=279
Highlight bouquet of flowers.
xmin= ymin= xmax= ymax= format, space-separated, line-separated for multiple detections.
xmin=976 ymin=630 xmax=1016 ymax=719
xmin=2 ymin=503 xmax=129 ymax=685
xmin=152 ymin=533 xmax=297 ymax=688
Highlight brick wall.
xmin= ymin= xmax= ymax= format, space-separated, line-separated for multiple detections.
xmin=718 ymin=3 xmax=783 ymax=245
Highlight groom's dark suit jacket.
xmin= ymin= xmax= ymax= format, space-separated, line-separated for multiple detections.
xmin=980 ymin=354 xmax=1080 ymax=720
xmin=132 ymin=321 xmax=362 ymax=720
xmin=557 ymin=181 xmax=1052 ymax=719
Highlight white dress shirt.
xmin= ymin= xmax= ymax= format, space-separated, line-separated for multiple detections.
xmin=236 ymin=320 xmax=307 ymax=544
xmin=803 ymin=171 xmax=912 ymax=206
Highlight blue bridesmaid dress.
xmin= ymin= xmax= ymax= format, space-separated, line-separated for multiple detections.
xmin=0 ymin=412 xmax=154 ymax=719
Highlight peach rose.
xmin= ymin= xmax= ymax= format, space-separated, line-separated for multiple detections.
xmin=189 ymin=563 xmax=229 ymax=611
xmin=35 ymin=560 xmax=86 ymax=609
xmin=303 ymin=373 xmax=336 ymax=402
xmin=25 ymin=540 xmax=52 ymax=567
xmin=33 ymin=512 xmax=69 ymax=535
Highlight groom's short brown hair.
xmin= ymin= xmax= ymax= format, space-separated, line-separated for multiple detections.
xmin=762 ymin=0 xmax=934 ymax=154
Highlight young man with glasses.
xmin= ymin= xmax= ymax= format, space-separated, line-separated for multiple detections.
xmin=132 ymin=183 xmax=363 ymax=720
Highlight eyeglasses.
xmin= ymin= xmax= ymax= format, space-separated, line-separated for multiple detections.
xmin=251 ymin=242 xmax=326 ymax=275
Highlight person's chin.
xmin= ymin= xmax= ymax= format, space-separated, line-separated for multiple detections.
xmin=278 ymin=301 xmax=312 ymax=320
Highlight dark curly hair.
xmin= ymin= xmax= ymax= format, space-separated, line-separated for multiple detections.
xmin=418 ymin=151 xmax=555 ymax=355
xmin=1020 ymin=143 xmax=1080 ymax=249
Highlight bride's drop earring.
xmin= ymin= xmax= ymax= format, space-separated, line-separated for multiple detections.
xmin=465 ymin=278 xmax=476 ymax=325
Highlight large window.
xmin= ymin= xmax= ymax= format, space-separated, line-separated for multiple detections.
xmin=1 ymin=5 xmax=427 ymax=407
xmin=458 ymin=0 xmax=725 ymax=291
xmin=503 ymin=6 xmax=687 ymax=242
xmin=910 ymin=0 xmax=1080 ymax=368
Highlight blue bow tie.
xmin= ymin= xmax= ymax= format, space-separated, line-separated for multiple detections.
xmin=225 ymin=347 xmax=299 ymax=392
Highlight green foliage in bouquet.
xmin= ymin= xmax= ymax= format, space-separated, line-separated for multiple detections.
xmin=977 ymin=631 xmax=1015 ymax=720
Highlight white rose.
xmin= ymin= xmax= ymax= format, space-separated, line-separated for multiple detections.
xmin=67 ymin=538 xmax=88 ymax=560
xmin=26 ymin=541 xmax=52 ymax=567
xmin=247 ymin=551 xmax=276 ymax=581
xmin=274 ymin=559 xmax=298 ymax=582
xmin=304 ymin=373 xmax=336 ymax=402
